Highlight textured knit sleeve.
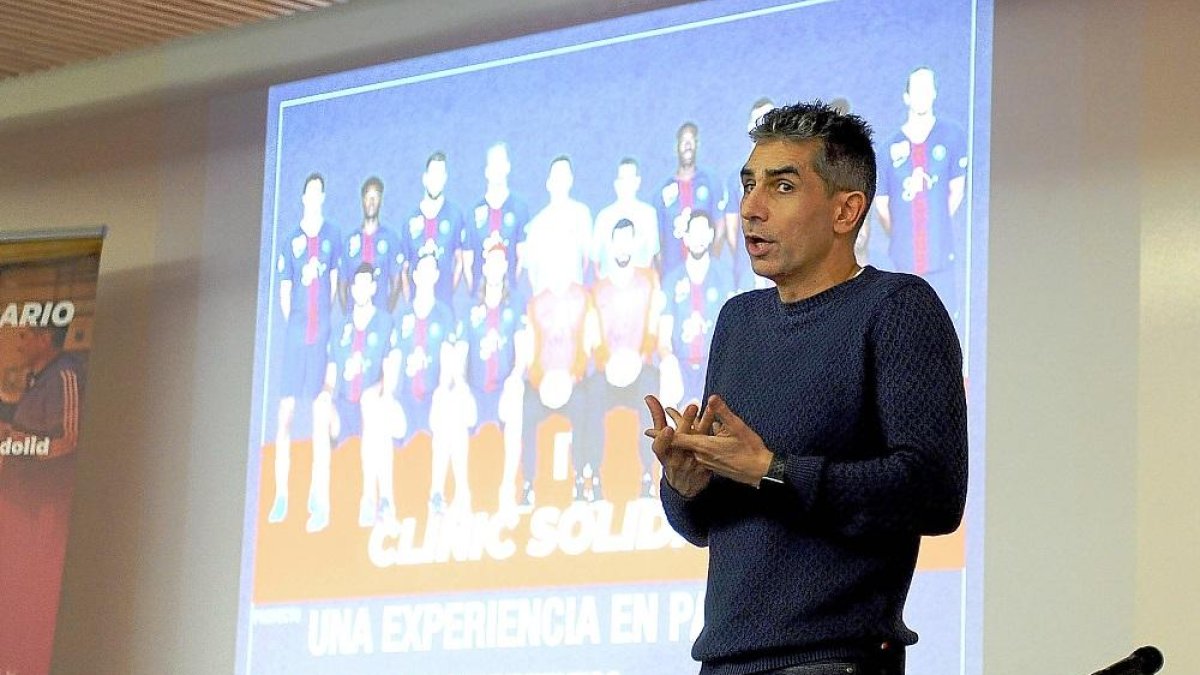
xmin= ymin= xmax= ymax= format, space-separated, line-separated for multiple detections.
xmin=658 ymin=294 xmax=740 ymax=546
xmin=789 ymin=282 xmax=967 ymax=538
xmin=659 ymin=479 xmax=715 ymax=547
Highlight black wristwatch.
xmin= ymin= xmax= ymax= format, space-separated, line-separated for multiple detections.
xmin=758 ymin=452 xmax=787 ymax=488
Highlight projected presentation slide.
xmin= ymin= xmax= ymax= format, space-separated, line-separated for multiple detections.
xmin=240 ymin=0 xmax=991 ymax=673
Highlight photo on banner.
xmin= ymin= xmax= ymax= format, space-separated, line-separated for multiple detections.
xmin=240 ymin=0 xmax=991 ymax=672
xmin=0 ymin=228 xmax=105 ymax=675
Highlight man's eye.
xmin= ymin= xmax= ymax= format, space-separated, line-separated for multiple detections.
xmin=777 ymin=182 xmax=794 ymax=193
xmin=741 ymin=182 xmax=754 ymax=195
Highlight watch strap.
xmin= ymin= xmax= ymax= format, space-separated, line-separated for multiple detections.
xmin=759 ymin=452 xmax=787 ymax=487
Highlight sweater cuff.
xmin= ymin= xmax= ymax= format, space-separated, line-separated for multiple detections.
xmin=660 ymin=475 xmax=712 ymax=508
xmin=660 ymin=476 xmax=713 ymax=539
xmin=786 ymin=454 xmax=826 ymax=513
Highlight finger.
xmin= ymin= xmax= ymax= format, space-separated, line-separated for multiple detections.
xmin=665 ymin=406 xmax=688 ymax=430
xmin=644 ymin=395 xmax=667 ymax=430
xmin=706 ymin=395 xmax=749 ymax=436
xmin=682 ymin=403 xmax=700 ymax=430
xmin=695 ymin=397 xmax=719 ymax=435
xmin=651 ymin=426 xmax=674 ymax=462
xmin=667 ymin=431 xmax=711 ymax=457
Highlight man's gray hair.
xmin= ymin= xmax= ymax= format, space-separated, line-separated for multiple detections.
xmin=750 ymin=100 xmax=876 ymax=225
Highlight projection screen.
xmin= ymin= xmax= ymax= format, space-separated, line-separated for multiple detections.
xmin=239 ymin=1 xmax=991 ymax=672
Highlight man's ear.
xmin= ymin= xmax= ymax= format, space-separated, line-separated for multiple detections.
xmin=834 ymin=191 xmax=867 ymax=235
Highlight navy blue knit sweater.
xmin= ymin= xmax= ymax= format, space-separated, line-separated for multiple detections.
xmin=661 ymin=266 xmax=968 ymax=674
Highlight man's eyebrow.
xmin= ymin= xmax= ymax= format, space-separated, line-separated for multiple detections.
xmin=765 ymin=165 xmax=802 ymax=178
xmin=740 ymin=165 xmax=803 ymax=180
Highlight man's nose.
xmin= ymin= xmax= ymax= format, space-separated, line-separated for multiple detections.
xmin=740 ymin=185 xmax=765 ymax=222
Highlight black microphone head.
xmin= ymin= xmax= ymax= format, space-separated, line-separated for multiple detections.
xmin=1132 ymin=646 xmax=1163 ymax=674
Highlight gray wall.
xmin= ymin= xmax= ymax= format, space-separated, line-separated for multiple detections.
xmin=0 ymin=0 xmax=1194 ymax=672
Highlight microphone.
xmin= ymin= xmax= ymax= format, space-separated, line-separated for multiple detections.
xmin=1091 ymin=646 xmax=1164 ymax=675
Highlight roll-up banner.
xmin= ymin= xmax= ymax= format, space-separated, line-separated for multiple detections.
xmin=0 ymin=228 xmax=106 ymax=675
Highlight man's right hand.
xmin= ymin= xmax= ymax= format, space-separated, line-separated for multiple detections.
xmin=644 ymin=394 xmax=712 ymax=498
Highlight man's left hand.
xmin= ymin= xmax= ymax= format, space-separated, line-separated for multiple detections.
xmin=669 ymin=395 xmax=774 ymax=487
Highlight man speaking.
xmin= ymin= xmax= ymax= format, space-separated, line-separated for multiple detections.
xmin=645 ymin=101 xmax=967 ymax=675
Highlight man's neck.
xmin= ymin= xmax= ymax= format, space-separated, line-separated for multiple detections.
xmin=685 ymin=253 xmax=710 ymax=282
xmin=413 ymin=291 xmax=435 ymax=317
xmin=361 ymin=217 xmax=379 ymax=235
xmin=300 ymin=214 xmax=323 ymax=236
xmin=485 ymin=184 xmax=509 ymax=208
xmin=608 ymin=264 xmax=635 ymax=287
xmin=676 ymin=165 xmax=696 ymax=181
xmin=774 ymin=256 xmax=861 ymax=303
xmin=421 ymin=195 xmax=445 ymax=218
xmin=352 ymin=304 xmax=376 ymax=328
xmin=902 ymin=112 xmax=936 ymax=144
xmin=483 ymin=281 xmax=504 ymax=307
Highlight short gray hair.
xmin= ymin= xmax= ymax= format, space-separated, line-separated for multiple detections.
xmin=750 ymin=100 xmax=876 ymax=226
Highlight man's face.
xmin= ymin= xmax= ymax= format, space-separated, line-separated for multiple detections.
xmin=610 ymin=225 xmax=635 ymax=268
xmin=740 ymin=139 xmax=844 ymax=289
xmin=904 ymin=68 xmax=937 ymax=116
xmin=14 ymin=329 xmax=52 ymax=369
xmin=546 ymin=159 xmax=573 ymax=199
xmin=613 ymin=162 xmax=640 ymax=201
xmin=677 ymin=127 xmax=697 ymax=167
xmin=485 ymin=145 xmax=510 ymax=185
xmin=683 ymin=215 xmax=714 ymax=259
xmin=350 ymin=271 xmax=377 ymax=307
xmin=302 ymin=178 xmax=325 ymax=216
xmin=362 ymin=186 xmax=382 ymax=220
xmin=482 ymin=247 xmax=507 ymax=284
xmin=423 ymin=160 xmax=448 ymax=199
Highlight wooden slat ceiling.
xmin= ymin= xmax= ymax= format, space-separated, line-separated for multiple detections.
xmin=0 ymin=0 xmax=348 ymax=81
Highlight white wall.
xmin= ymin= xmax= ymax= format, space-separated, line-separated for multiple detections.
xmin=987 ymin=1 xmax=1141 ymax=672
xmin=1136 ymin=0 xmax=1200 ymax=669
xmin=0 ymin=0 xmax=1194 ymax=673
xmin=988 ymin=2 xmax=1200 ymax=673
